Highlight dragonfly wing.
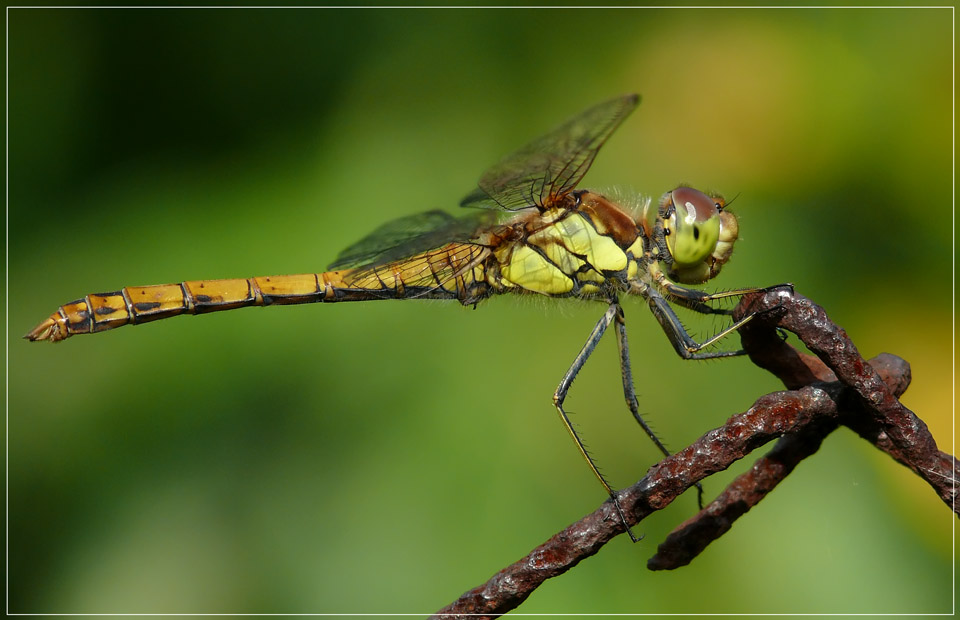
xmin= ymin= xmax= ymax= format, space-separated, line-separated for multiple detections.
xmin=460 ymin=94 xmax=640 ymax=211
xmin=337 ymin=241 xmax=491 ymax=297
xmin=328 ymin=209 xmax=497 ymax=271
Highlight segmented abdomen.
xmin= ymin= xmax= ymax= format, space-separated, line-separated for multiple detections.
xmin=25 ymin=242 xmax=493 ymax=342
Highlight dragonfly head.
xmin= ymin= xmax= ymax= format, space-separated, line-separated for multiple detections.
xmin=654 ymin=187 xmax=739 ymax=284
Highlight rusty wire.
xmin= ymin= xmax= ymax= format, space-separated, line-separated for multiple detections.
xmin=432 ymin=288 xmax=958 ymax=619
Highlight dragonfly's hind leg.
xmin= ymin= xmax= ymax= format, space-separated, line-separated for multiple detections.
xmin=553 ymin=302 xmax=641 ymax=542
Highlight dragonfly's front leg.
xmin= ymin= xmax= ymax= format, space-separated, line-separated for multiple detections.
xmin=657 ymin=277 xmax=765 ymax=317
xmin=645 ymin=286 xmax=756 ymax=360
xmin=553 ymin=302 xmax=641 ymax=542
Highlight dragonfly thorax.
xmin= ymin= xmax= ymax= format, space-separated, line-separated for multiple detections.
xmin=644 ymin=186 xmax=740 ymax=285
xmin=490 ymin=197 xmax=636 ymax=298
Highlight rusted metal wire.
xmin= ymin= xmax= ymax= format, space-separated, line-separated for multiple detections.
xmin=432 ymin=288 xmax=957 ymax=618
xmin=735 ymin=288 xmax=956 ymax=507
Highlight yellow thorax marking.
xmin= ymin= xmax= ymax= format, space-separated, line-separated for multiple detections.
xmin=554 ymin=214 xmax=628 ymax=273
xmin=497 ymin=244 xmax=574 ymax=294
xmin=495 ymin=212 xmax=630 ymax=296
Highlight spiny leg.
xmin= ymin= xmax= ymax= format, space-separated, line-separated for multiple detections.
xmin=613 ymin=305 xmax=670 ymax=455
xmin=646 ymin=286 xmax=762 ymax=360
xmin=658 ymin=280 xmax=794 ymax=320
xmin=657 ymin=278 xmax=765 ymax=307
xmin=631 ymin=284 xmax=791 ymax=509
xmin=613 ymin=304 xmax=705 ymax=507
xmin=553 ymin=303 xmax=641 ymax=542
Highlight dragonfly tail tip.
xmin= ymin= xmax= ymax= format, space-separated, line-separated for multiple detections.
xmin=24 ymin=316 xmax=63 ymax=342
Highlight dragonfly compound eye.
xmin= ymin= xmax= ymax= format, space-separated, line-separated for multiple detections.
xmin=664 ymin=187 xmax=722 ymax=268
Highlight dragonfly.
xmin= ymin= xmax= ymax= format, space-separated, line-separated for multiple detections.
xmin=26 ymin=94 xmax=772 ymax=540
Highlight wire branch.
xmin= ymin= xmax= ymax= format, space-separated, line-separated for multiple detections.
xmin=433 ymin=288 xmax=957 ymax=618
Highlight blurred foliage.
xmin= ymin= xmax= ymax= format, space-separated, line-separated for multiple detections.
xmin=8 ymin=7 xmax=952 ymax=615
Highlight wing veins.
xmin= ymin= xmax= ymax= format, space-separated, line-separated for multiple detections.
xmin=460 ymin=94 xmax=640 ymax=212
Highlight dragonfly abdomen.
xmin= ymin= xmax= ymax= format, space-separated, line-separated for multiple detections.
xmin=25 ymin=263 xmax=488 ymax=342
xmin=24 ymin=273 xmax=374 ymax=342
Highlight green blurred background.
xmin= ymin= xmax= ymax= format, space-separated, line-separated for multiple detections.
xmin=8 ymin=7 xmax=953 ymax=615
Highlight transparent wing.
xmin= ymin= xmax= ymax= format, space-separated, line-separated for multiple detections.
xmin=460 ymin=94 xmax=640 ymax=211
xmin=328 ymin=209 xmax=497 ymax=271
xmin=337 ymin=241 xmax=491 ymax=295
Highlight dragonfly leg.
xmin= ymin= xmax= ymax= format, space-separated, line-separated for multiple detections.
xmin=553 ymin=302 xmax=641 ymax=542
xmin=658 ymin=279 xmax=765 ymax=317
xmin=614 ymin=306 xmax=706 ymax=507
xmin=658 ymin=280 xmax=796 ymax=318
xmin=657 ymin=276 xmax=765 ymax=305
xmin=613 ymin=306 xmax=670 ymax=456
xmin=646 ymin=287 xmax=758 ymax=360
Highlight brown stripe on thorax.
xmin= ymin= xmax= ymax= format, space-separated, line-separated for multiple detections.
xmin=576 ymin=191 xmax=640 ymax=249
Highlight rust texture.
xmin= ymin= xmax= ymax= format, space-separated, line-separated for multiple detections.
xmin=433 ymin=288 xmax=957 ymax=618
xmin=735 ymin=288 xmax=955 ymax=506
